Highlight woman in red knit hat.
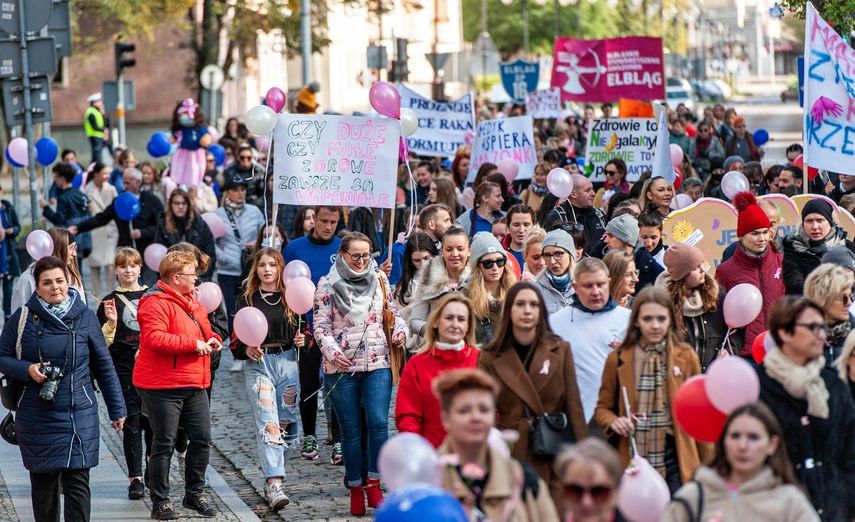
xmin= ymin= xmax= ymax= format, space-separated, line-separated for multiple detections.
xmin=715 ymin=192 xmax=784 ymax=355
xmin=724 ymin=116 xmax=762 ymax=163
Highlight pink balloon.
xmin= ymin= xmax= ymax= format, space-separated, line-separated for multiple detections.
xmin=674 ymin=193 xmax=693 ymax=209
xmin=720 ymin=171 xmax=750 ymax=200
xmin=546 ymin=168 xmax=573 ymax=198
xmin=723 ymin=283 xmax=763 ymax=328
xmin=368 ymin=82 xmax=401 ymax=119
xmin=284 ymin=276 xmax=316 ymax=315
xmin=234 ymin=307 xmax=269 ymax=347
xmin=464 ymin=130 xmax=476 ymax=147
xmin=460 ymin=188 xmax=475 ymax=210
xmin=8 ymin=138 xmax=29 ymax=167
xmin=255 ymin=134 xmax=271 ymax=152
xmin=616 ymin=456 xmax=671 ymax=522
xmin=265 ymin=87 xmax=287 ymax=114
xmin=144 ymin=244 xmax=168 ymax=272
xmin=26 ymin=230 xmax=54 ymax=260
xmin=198 ymin=282 xmax=223 ymax=314
xmin=283 ymin=260 xmax=312 ymax=286
xmin=705 ymin=356 xmax=760 ymax=415
xmin=201 ymin=212 xmax=228 ymax=239
xmin=669 ymin=143 xmax=684 ymax=167
xmin=497 ymin=159 xmax=519 ymax=183
xmin=162 ymin=177 xmax=177 ymax=200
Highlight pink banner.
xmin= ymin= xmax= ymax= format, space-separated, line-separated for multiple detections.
xmin=550 ymin=36 xmax=665 ymax=103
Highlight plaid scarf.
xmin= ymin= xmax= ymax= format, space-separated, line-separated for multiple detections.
xmin=635 ymin=342 xmax=671 ymax=476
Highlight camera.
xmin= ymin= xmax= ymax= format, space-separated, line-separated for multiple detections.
xmin=38 ymin=365 xmax=63 ymax=403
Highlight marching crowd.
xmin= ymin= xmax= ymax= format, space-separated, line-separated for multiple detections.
xmin=0 ymin=98 xmax=853 ymax=522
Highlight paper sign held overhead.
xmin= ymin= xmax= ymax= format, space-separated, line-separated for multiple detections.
xmin=398 ymin=83 xmax=474 ymax=158
xmin=468 ymin=115 xmax=537 ymax=182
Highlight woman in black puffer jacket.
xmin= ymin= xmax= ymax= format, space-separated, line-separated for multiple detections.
xmin=656 ymin=243 xmax=743 ymax=371
xmin=153 ymin=188 xmax=216 ymax=282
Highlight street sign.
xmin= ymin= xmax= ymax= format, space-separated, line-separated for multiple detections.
xmin=0 ymin=36 xmax=55 ymax=78
xmin=367 ymin=45 xmax=387 ymax=70
xmin=200 ymin=64 xmax=224 ymax=91
xmin=3 ymin=75 xmax=51 ymax=126
xmin=425 ymin=52 xmax=450 ymax=74
xmin=356 ymin=68 xmax=378 ymax=87
xmin=0 ymin=0 xmax=52 ymax=36
xmin=47 ymin=0 xmax=70 ymax=57
xmin=200 ymin=89 xmax=222 ymax=121
xmin=102 ymin=80 xmax=135 ymax=112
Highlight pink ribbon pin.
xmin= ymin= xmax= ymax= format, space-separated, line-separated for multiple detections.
xmin=673 ymin=366 xmax=682 ymax=376
xmin=539 ymin=360 xmax=550 ymax=375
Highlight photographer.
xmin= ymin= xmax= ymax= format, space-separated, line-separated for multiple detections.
xmin=0 ymin=255 xmax=126 ymax=522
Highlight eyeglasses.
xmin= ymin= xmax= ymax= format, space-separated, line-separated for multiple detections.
xmin=604 ymin=169 xmax=619 ymax=176
xmin=563 ymin=483 xmax=613 ymax=503
xmin=625 ymin=270 xmax=640 ymax=281
xmin=479 ymin=258 xmax=507 ymax=269
xmin=175 ymin=272 xmax=198 ymax=280
xmin=541 ymin=251 xmax=566 ymax=261
xmin=172 ymin=201 xmax=188 ymax=207
xmin=347 ymin=253 xmax=372 ymax=262
xmin=561 ymin=223 xmax=584 ymax=232
xmin=838 ymin=294 xmax=855 ymax=305
xmin=795 ymin=322 xmax=827 ymax=336
xmin=206 ymin=158 xmax=215 ymax=163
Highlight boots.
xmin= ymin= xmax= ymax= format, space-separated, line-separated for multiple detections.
xmin=365 ymin=478 xmax=384 ymax=508
xmin=349 ymin=485 xmax=366 ymax=516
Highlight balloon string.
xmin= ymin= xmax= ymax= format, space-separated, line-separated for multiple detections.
xmin=405 ymin=160 xmax=416 ymax=236
xmin=720 ymin=328 xmax=734 ymax=356
xmin=261 ymin=130 xmax=273 ymax=239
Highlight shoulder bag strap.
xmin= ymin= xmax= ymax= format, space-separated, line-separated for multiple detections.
xmin=224 ymin=208 xmax=243 ymax=243
xmin=15 ymin=306 xmax=27 ymax=360
xmin=115 ymin=294 xmax=137 ymax=319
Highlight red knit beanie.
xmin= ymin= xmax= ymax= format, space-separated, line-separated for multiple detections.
xmin=733 ymin=192 xmax=770 ymax=237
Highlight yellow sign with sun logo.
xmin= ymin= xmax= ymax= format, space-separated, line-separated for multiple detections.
xmin=662 ymin=198 xmax=738 ymax=277
xmin=670 ymin=220 xmax=695 ymax=243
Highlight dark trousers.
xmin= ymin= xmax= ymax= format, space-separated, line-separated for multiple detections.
xmin=299 ymin=342 xmax=322 ymax=436
xmin=117 ymin=371 xmax=150 ymax=478
xmin=664 ymin=434 xmax=682 ymax=495
xmin=140 ymin=387 xmax=211 ymax=504
xmin=88 ymin=136 xmax=104 ymax=166
xmin=30 ymin=468 xmax=90 ymax=522
xmin=218 ymin=274 xmax=241 ymax=333
xmin=2 ymin=275 xmax=12 ymax=320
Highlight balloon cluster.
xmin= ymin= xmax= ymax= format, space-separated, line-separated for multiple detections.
xmin=6 ymin=137 xmax=58 ymax=168
xmin=673 ymin=283 xmax=763 ymax=443
xmin=243 ymin=87 xmax=286 ymax=137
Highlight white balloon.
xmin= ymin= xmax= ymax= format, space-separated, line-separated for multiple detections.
xmin=720 ymin=171 xmax=750 ymax=200
xmin=245 ymin=105 xmax=278 ymax=135
xmin=378 ymin=433 xmax=441 ymax=492
xmin=675 ymin=193 xmax=693 ymax=209
xmin=400 ymin=108 xmax=419 ymax=137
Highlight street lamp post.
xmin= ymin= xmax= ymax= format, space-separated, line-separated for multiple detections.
xmin=500 ymin=0 xmax=530 ymax=55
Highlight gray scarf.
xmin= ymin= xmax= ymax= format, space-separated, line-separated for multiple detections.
xmin=790 ymin=225 xmax=848 ymax=255
xmin=328 ymin=255 xmax=378 ymax=323
xmin=38 ymin=289 xmax=77 ymax=321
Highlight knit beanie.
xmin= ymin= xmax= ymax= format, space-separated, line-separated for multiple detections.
xmin=605 ymin=214 xmax=640 ymax=247
xmin=733 ymin=192 xmax=771 ymax=237
xmin=469 ymin=232 xmax=507 ymax=264
xmin=723 ymin=155 xmax=743 ymax=172
xmin=542 ymin=229 xmax=576 ymax=254
xmin=802 ymin=199 xmax=834 ymax=225
xmin=821 ymin=246 xmax=855 ymax=273
xmin=663 ymin=243 xmax=705 ymax=281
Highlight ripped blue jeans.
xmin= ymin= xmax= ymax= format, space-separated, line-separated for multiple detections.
xmin=245 ymin=348 xmax=300 ymax=479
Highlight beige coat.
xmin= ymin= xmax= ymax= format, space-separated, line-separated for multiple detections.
xmin=478 ymin=334 xmax=588 ymax=510
xmin=83 ymin=180 xmax=118 ymax=267
xmin=438 ymin=440 xmax=559 ymax=522
xmin=663 ymin=465 xmax=820 ymax=522
xmin=593 ymin=343 xmax=714 ymax=484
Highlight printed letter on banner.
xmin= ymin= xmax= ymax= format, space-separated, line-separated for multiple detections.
xmin=467 ymin=116 xmax=537 ymax=182
xmin=397 ymin=84 xmax=474 ymax=158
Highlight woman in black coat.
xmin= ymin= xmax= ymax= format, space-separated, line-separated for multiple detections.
xmin=760 ymin=297 xmax=855 ymax=521
xmin=153 ymin=188 xmax=216 ymax=281
xmin=0 ymin=256 xmax=126 ymax=522
xmin=0 ymin=188 xmax=21 ymax=319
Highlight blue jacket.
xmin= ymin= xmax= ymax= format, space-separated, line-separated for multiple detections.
xmin=42 ymin=187 xmax=93 ymax=256
xmin=0 ymin=289 xmax=126 ymax=473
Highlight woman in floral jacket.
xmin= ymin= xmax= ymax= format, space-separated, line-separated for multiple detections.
xmin=313 ymin=231 xmax=407 ymax=516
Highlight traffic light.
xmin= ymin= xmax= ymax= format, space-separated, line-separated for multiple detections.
xmin=115 ymin=42 xmax=136 ymax=77
xmin=391 ymin=38 xmax=409 ymax=82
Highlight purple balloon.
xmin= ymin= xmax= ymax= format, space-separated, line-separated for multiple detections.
xmin=369 ymin=82 xmax=401 ymax=119
xmin=265 ymin=87 xmax=287 ymax=114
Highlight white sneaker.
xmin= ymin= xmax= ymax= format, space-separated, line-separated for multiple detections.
xmin=229 ymin=360 xmax=245 ymax=372
xmin=264 ymin=481 xmax=290 ymax=510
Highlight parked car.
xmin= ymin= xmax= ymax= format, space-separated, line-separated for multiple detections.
xmin=708 ymin=79 xmax=732 ymax=99
xmin=689 ymin=80 xmax=724 ymax=101
xmin=781 ymin=81 xmax=800 ymax=102
xmin=666 ymin=85 xmax=696 ymax=110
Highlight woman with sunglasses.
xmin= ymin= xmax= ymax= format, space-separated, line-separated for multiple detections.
xmin=435 ymin=369 xmax=559 ymax=521
xmin=593 ymin=159 xmax=630 ymax=211
xmin=804 ymin=264 xmax=855 ymax=369
xmin=465 ymin=233 xmax=518 ymax=346
xmin=535 ymin=229 xmax=578 ymax=314
xmin=556 ymin=438 xmax=627 ymax=522
xmin=664 ymin=402 xmax=819 ymax=522
xmin=758 ymin=297 xmax=855 ymax=521
xmin=603 ymin=251 xmax=637 ymax=309
xmin=314 ymin=232 xmax=407 ymax=516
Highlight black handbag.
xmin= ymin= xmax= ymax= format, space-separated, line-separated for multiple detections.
xmin=522 ymin=403 xmax=576 ymax=459
xmin=0 ymin=306 xmax=28 ymax=411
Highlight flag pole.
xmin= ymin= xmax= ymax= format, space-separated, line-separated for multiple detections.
xmin=803 ymin=3 xmax=812 ymax=191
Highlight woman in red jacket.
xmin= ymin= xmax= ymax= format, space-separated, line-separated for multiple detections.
xmin=134 ymin=250 xmax=223 ymax=520
xmin=395 ymin=293 xmax=480 ymax=447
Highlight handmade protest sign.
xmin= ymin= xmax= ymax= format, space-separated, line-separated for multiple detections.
xmin=551 ymin=36 xmax=665 ymax=103
xmin=804 ymin=4 xmax=855 ymax=174
xmin=397 ymin=83 xmax=474 ymax=158
xmin=467 ymin=116 xmax=537 ymax=182
xmin=662 ymin=198 xmax=738 ymax=277
xmin=273 ymin=114 xmax=399 ymax=208
xmin=527 ymin=88 xmax=562 ymax=119
xmin=583 ymin=118 xmax=656 ymax=182
xmin=757 ymin=194 xmax=800 ymax=240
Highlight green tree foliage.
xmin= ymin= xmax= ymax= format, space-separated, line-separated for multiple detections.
xmin=779 ymin=0 xmax=855 ymax=36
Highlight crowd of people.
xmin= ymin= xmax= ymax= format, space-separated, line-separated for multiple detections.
xmin=0 ymin=97 xmax=853 ymax=522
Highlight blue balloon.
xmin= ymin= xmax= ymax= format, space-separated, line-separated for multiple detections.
xmin=208 ymin=144 xmax=226 ymax=167
xmin=753 ymin=128 xmax=770 ymax=146
xmin=71 ymin=163 xmax=83 ymax=175
xmin=375 ymin=485 xmax=467 ymax=522
xmin=71 ymin=174 xmax=83 ymax=188
xmin=115 ymin=192 xmax=141 ymax=221
xmin=576 ymin=157 xmax=585 ymax=167
xmin=34 ymin=137 xmax=58 ymax=166
xmin=147 ymin=132 xmax=172 ymax=158
xmin=5 ymin=148 xmax=22 ymax=169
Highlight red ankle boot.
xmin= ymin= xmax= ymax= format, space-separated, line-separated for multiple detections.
xmin=349 ymin=485 xmax=366 ymax=516
xmin=365 ymin=478 xmax=384 ymax=508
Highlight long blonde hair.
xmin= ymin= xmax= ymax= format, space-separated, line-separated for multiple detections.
xmin=418 ymin=293 xmax=477 ymax=354
xmin=466 ymin=256 xmax=517 ymax=319
xmin=241 ymin=247 xmax=296 ymax=323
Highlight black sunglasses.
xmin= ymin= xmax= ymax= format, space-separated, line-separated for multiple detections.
xmin=564 ymin=484 xmax=612 ymax=503
xmin=479 ymin=258 xmax=506 ymax=269
xmin=562 ymin=223 xmax=584 ymax=232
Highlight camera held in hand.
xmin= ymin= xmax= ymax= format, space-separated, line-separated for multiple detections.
xmin=38 ymin=365 xmax=63 ymax=403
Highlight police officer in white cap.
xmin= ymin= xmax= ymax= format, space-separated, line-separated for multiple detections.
xmin=84 ymin=93 xmax=108 ymax=164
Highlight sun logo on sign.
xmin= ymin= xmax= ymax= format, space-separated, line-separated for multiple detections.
xmin=671 ymin=220 xmax=695 ymax=243
xmin=604 ymin=133 xmax=619 ymax=152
